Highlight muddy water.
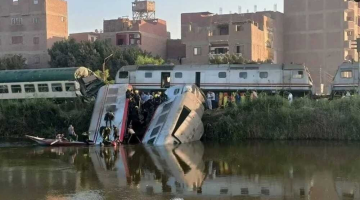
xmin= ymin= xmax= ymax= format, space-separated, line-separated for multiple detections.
xmin=1 ymin=141 xmax=360 ymax=200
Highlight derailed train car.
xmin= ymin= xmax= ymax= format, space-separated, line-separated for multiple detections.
xmin=0 ymin=67 xmax=104 ymax=100
xmin=331 ymin=62 xmax=359 ymax=96
xmin=116 ymin=64 xmax=314 ymax=95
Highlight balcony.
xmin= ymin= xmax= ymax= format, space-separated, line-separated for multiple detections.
xmin=344 ymin=1 xmax=355 ymax=10
xmin=209 ymin=35 xmax=230 ymax=43
xmin=344 ymin=40 xmax=352 ymax=49
xmin=344 ymin=21 xmax=355 ymax=30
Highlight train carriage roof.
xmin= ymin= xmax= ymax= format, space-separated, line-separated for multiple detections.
xmin=0 ymin=67 xmax=82 ymax=83
xmin=120 ymin=64 xmax=306 ymax=72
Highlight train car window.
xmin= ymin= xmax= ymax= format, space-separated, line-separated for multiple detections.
xmin=292 ymin=71 xmax=304 ymax=79
xmin=51 ymin=83 xmax=63 ymax=92
xmin=65 ymin=83 xmax=76 ymax=91
xmin=119 ymin=71 xmax=129 ymax=79
xmin=24 ymin=84 xmax=35 ymax=93
xmin=11 ymin=85 xmax=22 ymax=93
xmin=174 ymin=88 xmax=180 ymax=95
xmin=38 ymin=84 xmax=49 ymax=92
xmin=175 ymin=72 xmax=182 ymax=78
xmin=341 ymin=70 xmax=353 ymax=78
xmin=239 ymin=72 xmax=247 ymax=79
xmin=145 ymin=72 xmax=152 ymax=78
xmin=0 ymin=85 xmax=9 ymax=94
xmin=260 ymin=72 xmax=268 ymax=79
xmin=218 ymin=72 xmax=227 ymax=78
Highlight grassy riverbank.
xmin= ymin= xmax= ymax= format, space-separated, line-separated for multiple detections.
xmin=0 ymin=99 xmax=93 ymax=138
xmin=203 ymin=95 xmax=360 ymax=142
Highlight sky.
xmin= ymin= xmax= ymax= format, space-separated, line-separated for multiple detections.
xmin=68 ymin=0 xmax=283 ymax=39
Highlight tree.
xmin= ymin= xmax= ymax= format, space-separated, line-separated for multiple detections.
xmin=135 ymin=55 xmax=165 ymax=65
xmin=48 ymin=39 xmax=163 ymax=80
xmin=0 ymin=54 xmax=27 ymax=70
xmin=209 ymin=53 xmax=273 ymax=65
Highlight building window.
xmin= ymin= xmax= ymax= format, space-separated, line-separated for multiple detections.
xmin=11 ymin=18 xmax=22 ymax=25
xmin=218 ymin=72 xmax=227 ymax=78
xmin=145 ymin=72 xmax=152 ymax=78
xmin=13 ymin=0 xmax=19 ymax=5
xmin=38 ymin=84 xmax=49 ymax=92
xmin=51 ymin=83 xmax=63 ymax=92
xmin=239 ymin=72 xmax=247 ymax=79
xmin=236 ymin=25 xmax=244 ymax=32
xmin=341 ymin=70 xmax=353 ymax=78
xmin=11 ymin=85 xmax=22 ymax=93
xmin=33 ymin=18 xmax=39 ymax=24
xmin=260 ymin=72 xmax=268 ymax=79
xmin=292 ymin=71 xmax=304 ymax=79
xmin=117 ymin=39 xmax=124 ymax=45
xmin=188 ymin=24 xmax=192 ymax=32
xmin=175 ymin=72 xmax=182 ymax=78
xmin=25 ymin=84 xmax=35 ymax=93
xmin=236 ymin=45 xmax=244 ymax=54
xmin=347 ymin=31 xmax=353 ymax=36
xmin=0 ymin=85 xmax=9 ymax=94
xmin=12 ymin=36 xmax=23 ymax=45
xmin=34 ymin=0 xmax=38 ymax=4
xmin=218 ymin=24 xmax=229 ymax=35
xmin=65 ymin=83 xmax=75 ymax=91
xmin=61 ymin=17 xmax=65 ymax=22
xmin=33 ymin=37 xmax=39 ymax=45
xmin=193 ymin=47 xmax=201 ymax=56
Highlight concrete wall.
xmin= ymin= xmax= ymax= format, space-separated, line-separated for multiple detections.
xmin=284 ymin=0 xmax=358 ymax=93
xmin=69 ymin=32 xmax=100 ymax=42
xmin=166 ymin=39 xmax=186 ymax=64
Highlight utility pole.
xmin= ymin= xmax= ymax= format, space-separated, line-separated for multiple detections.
xmin=102 ymin=54 xmax=113 ymax=81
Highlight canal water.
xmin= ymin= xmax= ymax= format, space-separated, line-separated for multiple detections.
xmin=1 ymin=141 xmax=360 ymax=200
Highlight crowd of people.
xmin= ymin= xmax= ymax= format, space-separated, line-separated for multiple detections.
xmin=99 ymin=89 xmax=168 ymax=145
xmin=206 ymin=90 xmax=294 ymax=109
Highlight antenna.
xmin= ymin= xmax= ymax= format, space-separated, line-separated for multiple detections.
xmin=220 ymin=7 xmax=223 ymax=14
xmin=238 ymin=6 xmax=242 ymax=14
xmin=274 ymin=4 xmax=277 ymax=12
xmin=254 ymin=5 xmax=257 ymax=12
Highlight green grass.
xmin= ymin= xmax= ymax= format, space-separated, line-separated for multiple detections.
xmin=203 ymin=95 xmax=360 ymax=142
xmin=0 ymin=98 xmax=94 ymax=138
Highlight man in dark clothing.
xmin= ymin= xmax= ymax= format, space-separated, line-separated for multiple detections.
xmin=104 ymin=112 xmax=115 ymax=127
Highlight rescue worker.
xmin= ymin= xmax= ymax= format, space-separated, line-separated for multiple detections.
xmin=68 ymin=125 xmax=78 ymax=141
xmin=104 ymin=111 xmax=115 ymax=127
xmin=113 ymin=125 xmax=119 ymax=141
xmin=103 ymin=127 xmax=111 ymax=142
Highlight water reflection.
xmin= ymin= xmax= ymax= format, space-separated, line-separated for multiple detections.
xmin=1 ymin=141 xmax=360 ymax=199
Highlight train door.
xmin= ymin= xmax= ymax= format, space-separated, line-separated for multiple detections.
xmin=161 ymin=72 xmax=171 ymax=88
xmin=195 ymin=72 xmax=201 ymax=87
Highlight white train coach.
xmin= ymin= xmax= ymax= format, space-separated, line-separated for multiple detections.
xmin=116 ymin=64 xmax=314 ymax=94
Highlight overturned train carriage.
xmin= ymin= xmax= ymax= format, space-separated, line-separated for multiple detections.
xmin=116 ymin=64 xmax=314 ymax=95
xmin=0 ymin=67 xmax=104 ymax=100
xmin=331 ymin=62 xmax=360 ymax=96
xmin=142 ymin=84 xmax=206 ymax=145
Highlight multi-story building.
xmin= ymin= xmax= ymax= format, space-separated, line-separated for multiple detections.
xmin=284 ymin=0 xmax=359 ymax=93
xmin=69 ymin=32 xmax=100 ymax=43
xmin=100 ymin=17 xmax=168 ymax=59
xmin=181 ymin=11 xmax=284 ymax=65
xmin=0 ymin=0 xmax=68 ymax=68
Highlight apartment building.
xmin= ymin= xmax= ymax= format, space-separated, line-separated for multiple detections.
xmin=181 ymin=11 xmax=284 ymax=65
xmin=0 ymin=0 xmax=68 ymax=68
xmin=100 ymin=17 xmax=168 ymax=59
xmin=69 ymin=32 xmax=100 ymax=43
xmin=284 ymin=0 xmax=359 ymax=93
